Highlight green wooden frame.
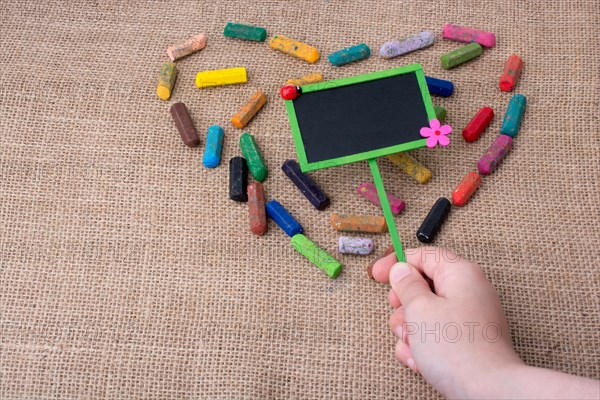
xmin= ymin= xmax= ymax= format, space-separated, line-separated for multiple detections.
xmin=284 ymin=64 xmax=436 ymax=173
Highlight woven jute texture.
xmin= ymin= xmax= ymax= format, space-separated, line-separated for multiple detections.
xmin=1 ymin=0 xmax=599 ymax=398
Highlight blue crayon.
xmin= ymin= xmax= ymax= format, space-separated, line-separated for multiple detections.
xmin=500 ymin=94 xmax=527 ymax=138
xmin=203 ymin=125 xmax=224 ymax=168
xmin=266 ymin=200 xmax=303 ymax=237
xmin=425 ymin=76 xmax=454 ymax=97
xmin=282 ymin=160 xmax=330 ymax=210
xmin=328 ymin=43 xmax=371 ymax=66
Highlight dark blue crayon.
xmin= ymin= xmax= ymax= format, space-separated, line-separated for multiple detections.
xmin=417 ymin=197 xmax=451 ymax=243
xmin=266 ymin=200 xmax=303 ymax=237
xmin=500 ymin=94 xmax=527 ymax=138
xmin=281 ymin=160 xmax=330 ymax=210
xmin=425 ymin=76 xmax=454 ymax=97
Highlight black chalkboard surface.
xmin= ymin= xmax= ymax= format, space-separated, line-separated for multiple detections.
xmin=284 ymin=64 xmax=435 ymax=172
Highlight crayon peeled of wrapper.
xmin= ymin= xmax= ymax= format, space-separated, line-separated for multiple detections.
xmin=291 ymin=234 xmax=342 ymax=278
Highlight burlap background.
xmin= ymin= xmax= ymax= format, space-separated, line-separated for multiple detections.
xmin=1 ymin=0 xmax=599 ymax=398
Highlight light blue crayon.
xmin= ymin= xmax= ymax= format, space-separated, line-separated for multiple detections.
xmin=328 ymin=43 xmax=371 ymax=66
xmin=202 ymin=125 xmax=224 ymax=168
xmin=500 ymin=94 xmax=527 ymax=138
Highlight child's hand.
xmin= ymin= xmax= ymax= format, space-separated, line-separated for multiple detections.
xmin=371 ymin=246 xmax=522 ymax=397
xmin=370 ymin=247 xmax=600 ymax=400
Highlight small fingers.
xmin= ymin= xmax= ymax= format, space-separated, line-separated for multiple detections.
xmin=388 ymin=288 xmax=401 ymax=308
xmin=395 ymin=340 xmax=418 ymax=373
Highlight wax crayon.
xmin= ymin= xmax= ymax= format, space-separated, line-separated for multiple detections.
xmin=170 ymin=102 xmax=199 ymax=147
xmin=442 ymin=23 xmax=496 ymax=48
xmin=291 ymin=234 xmax=342 ymax=278
xmin=239 ymin=132 xmax=267 ymax=182
xmin=269 ymin=35 xmax=320 ymax=63
xmin=266 ymin=200 xmax=303 ymax=237
xmin=282 ymin=160 xmax=330 ymax=210
xmin=195 ymin=67 xmax=247 ymax=89
xmin=229 ymin=157 xmax=248 ymax=202
xmin=477 ymin=135 xmax=513 ymax=175
xmin=379 ymin=31 xmax=435 ymax=59
xmin=426 ymin=76 xmax=454 ymax=97
xmin=417 ymin=197 xmax=451 ymax=243
xmin=231 ymin=90 xmax=267 ymax=129
xmin=452 ymin=171 xmax=482 ymax=206
xmin=463 ymin=107 xmax=494 ymax=143
xmin=356 ymin=182 xmax=405 ymax=216
xmin=224 ymin=22 xmax=267 ymax=42
xmin=202 ymin=125 xmax=224 ymax=168
xmin=338 ymin=236 xmax=375 ymax=255
xmin=167 ymin=33 xmax=206 ymax=61
xmin=328 ymin=43 xmax=371 ymax=66
xmin=500 ymin=94 xmax=526 ymax=137
xmin=440 ymin=43 xmax=482 ymax=69
xmin=156 ymin=61 xmax=177 ymax=100
xmin=499 ymin=54 xmax=523 ymax=92
xmin=330 ymin=214 xmax=387 ymax=233
xmin=387 ymin=153 xmax=432 ymax=183
xmin=248 ymin=182 xmax=267 ymax=235
xmin=286 ymin=72 xmax=323 ymax=86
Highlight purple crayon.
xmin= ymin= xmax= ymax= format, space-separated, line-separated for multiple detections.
xmin=379 ymin=31 xmax=435 ymax=59
xmin=338 ymin=236 xmax=375 ymax=255
xmin=356 ymin=182 xmax=405 ymax=216
xmin=282 ymin=159 xmax=330 ymax=210
xmin=477 ymin=135 xmax=513 ymax=175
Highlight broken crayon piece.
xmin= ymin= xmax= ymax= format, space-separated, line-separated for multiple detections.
xmin=231 ymin=90 xmax=267 ymax=129
xmin=425 ymin=76 xmax=454 ymax=97
xmin=248 ymin=182 xmax=267 ymax=235
xmin=477 ymin=135 xmax=513 ymax=175
xmin=269 ymin=35 xmax=320 ymax=63
xmin=440 ymin=43 xmax=482 ymax=69
xmin=330 ymin=214 xmax=387 ymax=233
xmin=442 ymin=23 xmax=496 ymax=48
xmin=434 ymin=106 xmax=447 ymax=123
xmin=195 ymin=67 xmax=247 ymax=89
xmin=156 ymin=61 xmax=177 ymax=100
xmin=229 ymin=157 xmax=248 ymax=202
xmin=387 ymin=153 xmax=432 ymax=183
xmin=499 ymin=54 xmax=523 ymax=92
xmin=170 ymin=102 xmax=200 ymax=147
xmin=328 ymin=43 xmax=371 ymax=66
xmin=282 ymin=160 xmax=330 ymax=210
xmin=462 ymin=107 xmax=494 ymax=143
xmin=379 ymin=31 xmax=435 ymax=59
xmin=338 ymin=236 xmax=375 ymax=255
xmin=286 ymin=72 xmax=323 ymax=86
xmin=452 ymin=171 xmax=482 ymax=206
xmin=239 ymin=132 xmax=267 ymax=181
xmin=266 ymin=200 xmax=303 ymax=237
xmin=356 ymin=182 xmax=405 ymax=216
xmin=166 ymin=33 xmax=207 ymax=61
xmin=500 ymin=94 xmax=527 ymax=138
xmin=291 ymin=234 xmax=342 ymax=278
xmin=223 ymin=22 xmax=267 ymax=42
xmin=417 ymin=197 xmax=451 ymax=243
xmin=202 ymin=125 xmax=224 ymax=168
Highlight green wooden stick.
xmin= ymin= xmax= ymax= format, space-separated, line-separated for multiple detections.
xmin=368 ymin=158 xmax=406 ymax=262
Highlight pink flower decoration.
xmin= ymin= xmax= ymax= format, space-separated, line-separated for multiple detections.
xmin=420 ymin=119 xmax=452 ymax=148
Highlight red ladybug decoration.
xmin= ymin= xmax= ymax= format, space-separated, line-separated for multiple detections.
xmin=280 ymin=84 xmax=301 ymax=100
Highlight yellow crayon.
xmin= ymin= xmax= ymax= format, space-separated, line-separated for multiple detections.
xmin=286 ymin=72 xmax=324 ymax=86
xmin=387 ymin=153 xmax=432 ymax=184
xmin=156 ymin=61 xmax=177 ymax=101
xmin=195 ymin=67 xmax=247 ymax=89
xmin=269 ymin=35 xmax=320 ymax=63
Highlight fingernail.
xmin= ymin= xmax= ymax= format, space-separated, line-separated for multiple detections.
xmin=366 ymin=264 xmax=374 ymax=280
xmin=407 ymin=358 xmax=417 ymax=372
xmin=390 ymin=262 xmax=412 ymax=283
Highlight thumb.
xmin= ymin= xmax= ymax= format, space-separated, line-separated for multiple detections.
xmin=389 ymin=262 xmax=434 ymax=306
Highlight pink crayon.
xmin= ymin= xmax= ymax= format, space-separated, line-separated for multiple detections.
xmin=477 ymin=135 xmax=513 ymax=175
xmin=442 ymin=23 xmax=496 ymax=48
xmin=356 ymin=182 xmax=405 ymax=216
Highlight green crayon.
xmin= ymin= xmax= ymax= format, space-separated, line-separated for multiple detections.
xmin=291 ymin=234 xmax=342 ymax=278
xmin=239 ymin=132 xmax=267 ymax=181
xmin=224 ymin=22 xmax=267 ymax=42
xmin=440 ymin=43 xmax=482 ymax=69
xmin=434 ymin=106 xmax=447 ymax=123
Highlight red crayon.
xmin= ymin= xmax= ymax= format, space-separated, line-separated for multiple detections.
xmin=452 ymin=171 xmax=482 ymax=207
xmin=499 ymin=54 xmax=523 ymax=92
xmin=248 ymin=182 xmax=267 ymax=235
xmin=463 ymin=107 xmax=494 ymax=143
